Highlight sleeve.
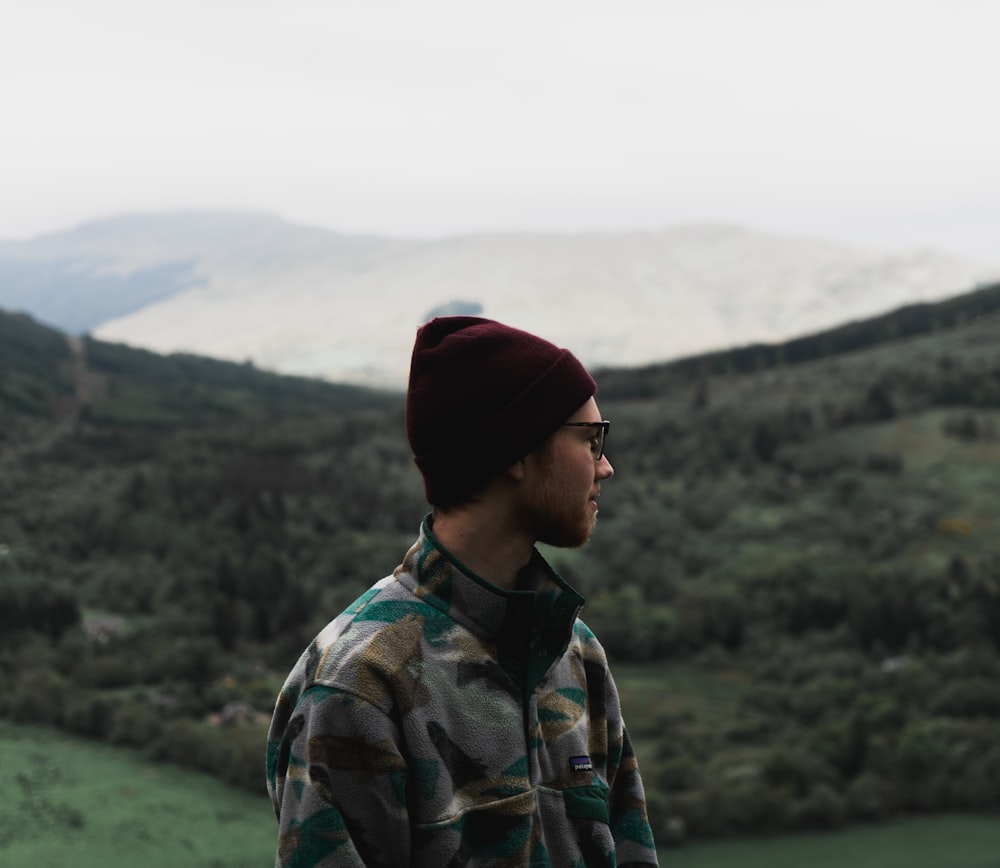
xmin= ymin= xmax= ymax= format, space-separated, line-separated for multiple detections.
xmin=605 ymin=671 xmax=660 ymax=866
xmin=271 ymin=684 xmax=411 ymax=868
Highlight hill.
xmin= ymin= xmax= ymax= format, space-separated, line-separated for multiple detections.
xmin=1 ymin=211 xmax=997 ymax=387
xmin=1 ymin=286 xmax=998 ymax=844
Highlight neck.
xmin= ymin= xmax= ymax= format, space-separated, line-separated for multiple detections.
xmin=430 ymin=501 xmax=534 ymax=591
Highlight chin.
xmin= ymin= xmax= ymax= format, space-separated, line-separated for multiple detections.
xmin=538 ymin=517 xmax=596 ymax=549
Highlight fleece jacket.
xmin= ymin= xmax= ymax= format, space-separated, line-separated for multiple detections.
xmin=266 ymin=517 xmax=658 ymax=867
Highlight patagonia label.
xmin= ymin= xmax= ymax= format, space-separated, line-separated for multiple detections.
xmin=569 ymin=755 xmax=593 ymax=773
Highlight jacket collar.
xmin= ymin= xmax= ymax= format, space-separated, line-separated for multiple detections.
xmin=393 ymin=515 xmax=585 ymax=647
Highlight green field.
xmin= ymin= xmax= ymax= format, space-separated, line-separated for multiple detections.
xmin=4 ymin=722 xmax=1000 ymax=867
xmin=666 ymin=815 xmax=1000 ymax=868
xmin=0 ymin=721 xmax=275 ymax=867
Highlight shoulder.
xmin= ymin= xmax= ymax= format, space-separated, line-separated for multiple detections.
xmin=288 ymin=575 xmax=452 ymax=705
xmin=571 ymin=616 xmax=609 ymax=660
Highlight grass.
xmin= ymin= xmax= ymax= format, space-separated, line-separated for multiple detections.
xmin=0 ymin=720 xmax=274 ymax=868
xmin=3 ymin=719 xmax=1000 ymax=867
xmin=664 ymin=814 xmax=1000 ymax=868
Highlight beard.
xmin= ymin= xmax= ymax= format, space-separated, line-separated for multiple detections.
xmin=519 ymin=457 xmax=597 ymax=549
xmin=533 ymin=508 xmax=596 ymax=548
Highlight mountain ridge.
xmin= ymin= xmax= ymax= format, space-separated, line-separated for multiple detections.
xmin=1 ymin=211 xmax=996 ymax=388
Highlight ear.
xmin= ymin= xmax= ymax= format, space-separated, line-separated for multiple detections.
xmin=505 ymin=455 xmax=529 ymax=482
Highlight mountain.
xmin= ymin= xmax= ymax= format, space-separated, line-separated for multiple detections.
xmin=1 ymin=212 xmax=996 ymax=388
xmin=0 ymin=212 xmax=403 ymax=336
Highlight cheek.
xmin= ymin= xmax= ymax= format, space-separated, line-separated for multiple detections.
xmin=555 ymin=464 xmax=593 ymax=505
xmin=573 ymin=455 xmax=597 ymax=485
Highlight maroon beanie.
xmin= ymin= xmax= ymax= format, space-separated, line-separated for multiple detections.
xmin=406 ymin=317 xmax=596 ymax=505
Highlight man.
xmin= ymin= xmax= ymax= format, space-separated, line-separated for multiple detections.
xmin=266 ymin=317 xmax=658 ymax=866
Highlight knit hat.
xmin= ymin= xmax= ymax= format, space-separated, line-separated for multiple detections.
xmin=406 ymin=316 xmax=596 ymax=505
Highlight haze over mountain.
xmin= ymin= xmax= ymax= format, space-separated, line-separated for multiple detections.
xmin=1 ymin=211 xmax=996 ymax=389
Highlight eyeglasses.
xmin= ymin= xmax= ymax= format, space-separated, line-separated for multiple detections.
xmin=561 ymin=420 xmax=610 ymax=461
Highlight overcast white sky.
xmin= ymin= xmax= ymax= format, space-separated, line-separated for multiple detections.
xmin=2 ymin=0 xmax=998 ymax=261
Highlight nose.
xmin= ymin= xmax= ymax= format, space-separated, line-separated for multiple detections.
xmin=596 ymin=453 xmax=614 ymax=480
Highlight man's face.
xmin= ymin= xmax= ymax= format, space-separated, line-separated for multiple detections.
xmin=519 ymin=397 xmax=614 ymax=548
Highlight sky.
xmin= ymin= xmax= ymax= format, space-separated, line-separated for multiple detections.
xmin=2 ymin=0 xmax=998 ymax=262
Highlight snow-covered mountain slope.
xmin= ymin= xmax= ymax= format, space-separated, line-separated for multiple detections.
xmin=3 ymin=213 xmax=996 ymax=388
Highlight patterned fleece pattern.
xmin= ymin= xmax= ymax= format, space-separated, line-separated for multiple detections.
xmin=266 ymin=518 xmax=658 ymax=867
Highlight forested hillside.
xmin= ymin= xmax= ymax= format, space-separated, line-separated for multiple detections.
xmin=1 ymin=284 xmax=999 ymax=845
